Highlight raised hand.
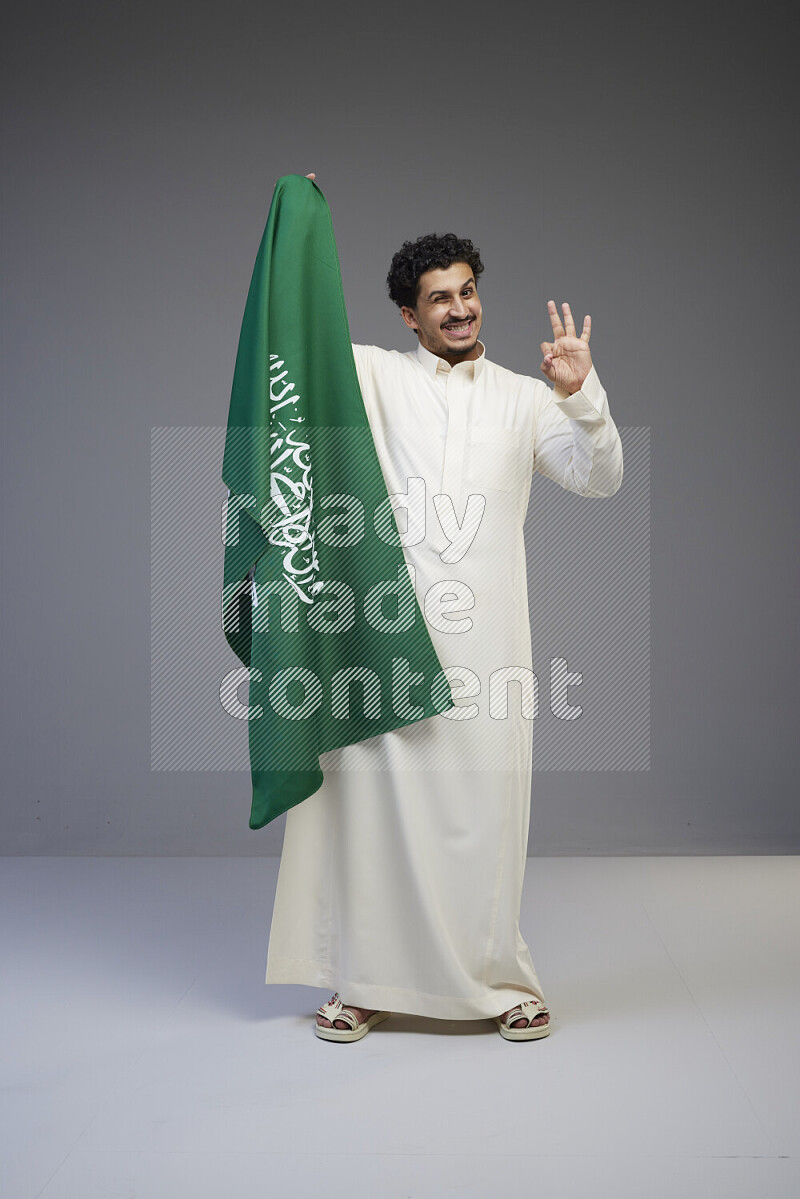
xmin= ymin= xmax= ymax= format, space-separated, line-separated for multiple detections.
xmin=540 ymin=301 xmax=592 ymax=394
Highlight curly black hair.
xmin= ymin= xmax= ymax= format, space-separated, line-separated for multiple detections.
xmin=386 ymin=233 xmax=484 ymax=309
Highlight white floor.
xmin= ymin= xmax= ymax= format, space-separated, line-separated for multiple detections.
xmin=1 ymin=855 xmax=798 ymax=1199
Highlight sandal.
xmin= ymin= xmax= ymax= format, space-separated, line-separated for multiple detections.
xmin=314 ymin=993 xmax=391 ymax=1042
xmin=494 ymin=996 xmax=551 ymax=1041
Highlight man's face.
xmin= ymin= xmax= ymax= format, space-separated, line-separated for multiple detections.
xmin=400 ymin=262 xmax=483 ymax=364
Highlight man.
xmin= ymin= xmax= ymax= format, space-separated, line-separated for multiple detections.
xmin=264 ymin=176 xmax=624 ymax=1041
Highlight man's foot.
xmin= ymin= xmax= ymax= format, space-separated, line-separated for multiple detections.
xmin=316 ymin=999 xmax=379 ymax=1031
xmin=499 ymin=1002 xmax=549 ymax=1029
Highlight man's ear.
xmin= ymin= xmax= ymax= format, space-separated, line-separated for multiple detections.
xmin=400 ymin=305 xmax=419 ymax=331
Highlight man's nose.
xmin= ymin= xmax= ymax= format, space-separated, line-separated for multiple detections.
xmin=449 ymin=296 xmax=470 ymax=318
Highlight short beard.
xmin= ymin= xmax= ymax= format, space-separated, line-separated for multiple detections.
xmin=437 ymin=330 xmax=478 ymax=357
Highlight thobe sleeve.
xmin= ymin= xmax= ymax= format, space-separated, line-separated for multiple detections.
xmin=351 ymin=343 xmax=376 ymax=420
xmin=531 ymin=365 xmax=624 ymax=497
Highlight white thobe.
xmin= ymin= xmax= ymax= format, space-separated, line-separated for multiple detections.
xmin=265 ymin=338 xmax=623 ymax=1019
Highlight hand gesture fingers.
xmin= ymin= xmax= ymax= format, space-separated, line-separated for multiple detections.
xmin=546 ymin=300 xmax=591 ymax=344
xmin=305 ymin=172 xmax=316 ymax=180
xmin=547 ymin=300 xmax=565 ymax=338
xmin=562 ymin=302 xmax=577 ymax=337
xmin=539 ymin=300 xmax=593 ymax=392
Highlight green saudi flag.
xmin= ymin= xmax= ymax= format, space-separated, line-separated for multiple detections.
xmin=221 ymin=174 xmax=454 ymax=829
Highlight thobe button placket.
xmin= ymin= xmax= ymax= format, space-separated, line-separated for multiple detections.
xmin=440 ymin=365 xmax=470 ymax=513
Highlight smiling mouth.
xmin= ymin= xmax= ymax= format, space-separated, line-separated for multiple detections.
xmin=442 ymin=319 xmax=474 ymax=336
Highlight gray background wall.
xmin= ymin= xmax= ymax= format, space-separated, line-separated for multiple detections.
xmin=3 ymin=0 xmax=798 ymax=855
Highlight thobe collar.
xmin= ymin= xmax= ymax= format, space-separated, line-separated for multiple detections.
xmin=414 ymin=337 xmax=487 ymax=382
